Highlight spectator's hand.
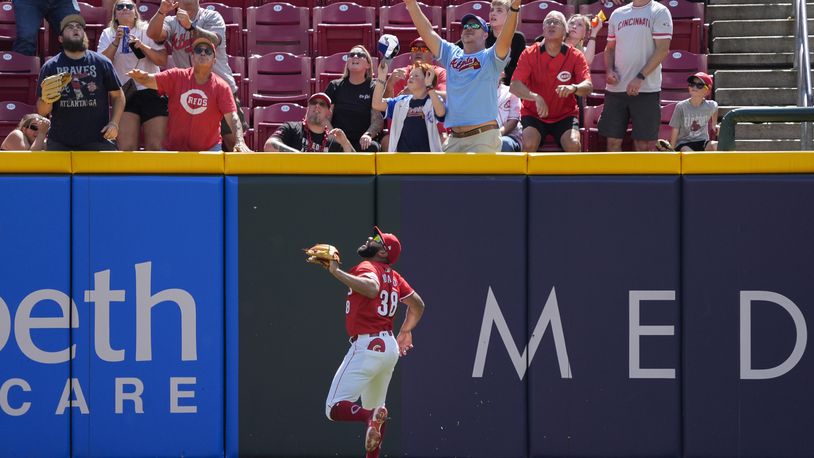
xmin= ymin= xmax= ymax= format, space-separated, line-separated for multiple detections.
xmin=533 ymin=94 xmax=548 ymax=118
xmin=115 ymin=26 xmax=126 ymax=45
xmin=606 ymin=69 xmax=620 ymax=86
xmin=330 ymin=128 xmax=350 ymax=146
xmin=555 ymin=84 xmax=577 ymax=98
xmin=591 ymin=18 xmax=603 ymax=36
xmin=101 ymin=122 xmax=119 ymax=140
xmin=232 ymin=140 xmax=252 ymax=152
xmin=713 ymin=124 xmax=720 ymax=136
xmin=159 ymin=0 xmax=178 ymax=15
xmin=33 ymin=116 xmax=50 ymax=135
xmin=626 ymin=77 xmax=643 ymax=96
xmin=377 ymin=59 xmax=389 ymax=79
xmin=424 ymin=69 xmax=434 ymax=89
xmin=127 ymin=69 xmax=150 ymax=85
xmin=359 ymin=133 xmax=373 ymax=150
xmin=390 ymin=68 xmax=407 ymax=83
xmin=129 ymin=36 xmax=143 ymax=49
xmin=176 ymin=8 xmax=192 ymax=29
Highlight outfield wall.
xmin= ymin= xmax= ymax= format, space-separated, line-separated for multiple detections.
xmin=1 ymin=152 xmax=813 ymax=457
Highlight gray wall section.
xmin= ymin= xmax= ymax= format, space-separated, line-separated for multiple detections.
xmin=528 ymin=176 xmax=682 ymax=458
xmin=237 ymin=176 xmax=376 ymax=457
xmin=378 ymin=176 xmax=529 ymax=458
xmin=683 ymin=175 xmax=814 ymax=458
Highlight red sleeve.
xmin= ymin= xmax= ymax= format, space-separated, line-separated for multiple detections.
xmin=396 ymin=272 xmax=414 ymax=301
xmin=435 ymin=67 xmax=447 ymax=91
xmin=154 ymin=68 xmax=177 ymax=97
xmin=216 ymin=76 xmax=237 ymax=115
xmin=510 ymin=46 xmax=533 ymax=86
xmin=573 ymin=50 xmax=590 ymax=84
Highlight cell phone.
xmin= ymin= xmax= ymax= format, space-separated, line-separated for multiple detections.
xmin=129 ymin=41 xmax=146 ymax=59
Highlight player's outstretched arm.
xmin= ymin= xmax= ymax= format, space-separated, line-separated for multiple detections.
xmin=329 ymin=262 xmax=379 ymax=299
xmin=397 ymin=292 xmax=425 ymax=356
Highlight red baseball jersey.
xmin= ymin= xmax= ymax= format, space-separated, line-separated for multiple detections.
xmin=345 ymin=260 xmax=414 ymax=336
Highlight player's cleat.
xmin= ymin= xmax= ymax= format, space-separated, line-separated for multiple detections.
xmin=365 ymin=405 xmax=388 ymax=452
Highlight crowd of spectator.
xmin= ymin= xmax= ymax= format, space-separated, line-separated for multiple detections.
xmin=2 ymin=0 xmax=719 ymax=154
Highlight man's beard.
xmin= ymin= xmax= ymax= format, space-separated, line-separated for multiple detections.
xmin=357 ymin=244 xmax=378 ymax=258
xmin=306 ymin=112 xmax=323 ymax=127
xmin=62 ymin=35 xmax=87 ymax=52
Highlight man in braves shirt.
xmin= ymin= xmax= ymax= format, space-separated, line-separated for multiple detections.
xmin=598 ymin=0 xmax=672 ymax=151
xmin=128 ymin=37 xmax=250 ymax=151
xmin=317 ymin=227 xmax=425 ymax=458
xmin=405 ymin=0 xmax=521 ymax=152
xmin=510 ymin=11 xmax=592 ymax=152
xmin=263 ymin=93 xmax=355 ymax=152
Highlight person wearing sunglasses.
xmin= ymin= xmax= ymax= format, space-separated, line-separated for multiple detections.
xmin=384 ymin=38 xmax=447 ymax=99
xmin=323 ymin=45 xmax=384 ymax=152
xmin=316 ymin=226 xmax=425 ymax=458
xmin=127 ymin=37 xmax=251 ymax=152
xmin=510 ymin=10 xmax=592 ymax=152
xmin=598 ymin=0 xmax=672 ymax=152
xmin=666 ymin=72 xmax=718 ymax=152
xmin=37 ymin=14 xmax=125 ymax=151
xmin=1 ymin=114 xmax=50 ymax=151
xmin=404 ymin=0 xmax=521 ymax=152
xmin=146 ymin=0 xmax=247 ymax=152
xmin=99 ymin=0 xmax=169 ymax=151
xmin=12 ymin=0 xmax=80 ymax=56
xmin=264 ymin=92 xmax=354 ymax=153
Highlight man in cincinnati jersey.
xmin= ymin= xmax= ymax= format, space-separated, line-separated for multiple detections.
xmin=316 ymin=226 xmax=425 ymax=458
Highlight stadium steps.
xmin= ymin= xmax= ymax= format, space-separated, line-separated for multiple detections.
xmin=708 ymin=0 xmax=811 ymax=150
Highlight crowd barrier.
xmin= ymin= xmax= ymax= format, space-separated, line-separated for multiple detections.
xmin=1 ymin=151 xmax=813 ymax=457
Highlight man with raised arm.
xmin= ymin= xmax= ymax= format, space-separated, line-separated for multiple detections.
xmin=404 ymin=0 xmax=521 ymax=152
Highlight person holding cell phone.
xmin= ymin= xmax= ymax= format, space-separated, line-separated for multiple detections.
xmin=98 ymin=0 xmax=168 ymax=151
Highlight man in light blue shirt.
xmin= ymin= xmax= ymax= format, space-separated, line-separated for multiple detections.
xmin=404 ymin=0 xmax=521 ymax=152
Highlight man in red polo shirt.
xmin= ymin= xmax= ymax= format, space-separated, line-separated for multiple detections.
xmin=313 ymin=227 xmax=426 ymax=458
xmin=510 ymin=10 xmax=592 ymax=152
xmin=128 ymin=37 xmax=250 ymax=151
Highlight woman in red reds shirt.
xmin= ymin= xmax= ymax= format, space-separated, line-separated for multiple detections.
xmin=312 ymin=226 xmax=426 ymax=458
xmin=127 ymin=37 xmax=251 ymax=151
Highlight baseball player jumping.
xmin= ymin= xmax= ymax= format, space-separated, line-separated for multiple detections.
xmin=305 ymin=227 xmax=426 ymax=457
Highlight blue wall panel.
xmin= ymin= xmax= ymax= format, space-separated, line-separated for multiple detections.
xmin=71 ymin=176 xmax=224 ymax=457
xmin=528 ymin=176 xmax=681 ymax=457
xmin=0 ymin=176 xmax=71 ymax=458
xmin=377 ymin=175 xmax=528 ymax=458
xmin=683 ymin=175 xmax=814 ymax=458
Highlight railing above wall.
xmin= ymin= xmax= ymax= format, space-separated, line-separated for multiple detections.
xmin=5 ymin=151 xmax=814 ymax=175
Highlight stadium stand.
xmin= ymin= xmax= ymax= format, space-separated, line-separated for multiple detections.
xmin=246 ymin=2 xmax=311 ymax=57
xmin=517 ymin=0 xmax=575 ymax=44
xmin=248 ymin=51 xmax=312 ymax=108
xmin=379 ymin=2 xmax=443 ymax=54
xmin=0 ymin=52 xmax=41 ymax=105
xmin=202 ymin=3 xmax=245 ymax=56
xmin=313 ymin=2 xmax=376 ymax=57
xmin=253 ymin=102 xmax=307 ymax=150
xmin=446 ymin=1 xmax=490 ymax=43
xmin=0 ymin=100 xmax=36 ymax=139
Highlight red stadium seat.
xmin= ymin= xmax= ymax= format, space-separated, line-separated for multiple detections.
xmin=578 ymin=0 xmax=629 ymax=56
xmin=201 ymin=3 xmax=244 ymax=56
xmin=379 ymin=2 xmax=442 ymax=54
xmin=518 ymin=0 xmax=575 ymax=44
xmin=248 ymin=52 xmax=312 ymax=108
xmin=0 ymin=100 xmax=36 ymax=139
xmin=388 ymin=0 xmax=446 ymax=6
xmin=228 ymin=54 xmax=247 ymax=101
xmin=77 ymin=2 xmax=108 ymax=50
xmin=324 ymin=0 xmax=381 ymax=7
xmin=256 ymin=0 xmax=319 ymax=9
xmin=136 ymin=2 xmax=160 ymax=21
xmin=246 ymin=2 xmax=311 ymax=56
xmin=253 ymin=102 xmax=307 ymax=150
xmin=0 ymin=52 xmax=40 ymax=105
xmin=446 ymin=1 xmax=490 ymax=43
xmin=314 ymin=51 xmax=378 ymax=92
xmin=0 ymin=2 xmax=16 ymax=51
xmin=313 ymin=2 xmax=376 ymax=57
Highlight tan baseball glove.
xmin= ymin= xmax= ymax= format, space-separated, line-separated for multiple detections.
xmin=40 ymin=72 xmax=72 ymax=104
xmin=304 ymin=243 xmax=341 ymax=268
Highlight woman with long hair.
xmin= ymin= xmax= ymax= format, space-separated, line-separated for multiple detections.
xmin=98 ymin=0 xmax=168 ymax=150
xmin=1 ymin=114 xmax=50 ymax=150
xmin=565 ymin=14 xmax=602 ymax=66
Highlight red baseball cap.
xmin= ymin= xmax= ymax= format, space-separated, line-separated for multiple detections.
xmin=373 ymin=226 xmax=401 ymax=265
xmin=410 ymin=37 xmax=427 ymax=48
xmin=308 ymin=92 xmax=332 ymax=105
xmin=688 ymin=72 xmax=713 ymax=88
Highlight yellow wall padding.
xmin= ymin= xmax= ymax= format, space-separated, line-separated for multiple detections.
xmin=682 ymin=152 xmax=814 ymax=174
xmin=72 ymin=151 xmax=225 ymax=174
xmin=528 ymin=152 xmax=681 ymax=175
xmin=376 ymin=152 xmax=527 ymax=174
xmin=0 ymin=151 xmax=72 ymax=173
xmin=225 ymin=152 xmax=376 ymax=174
